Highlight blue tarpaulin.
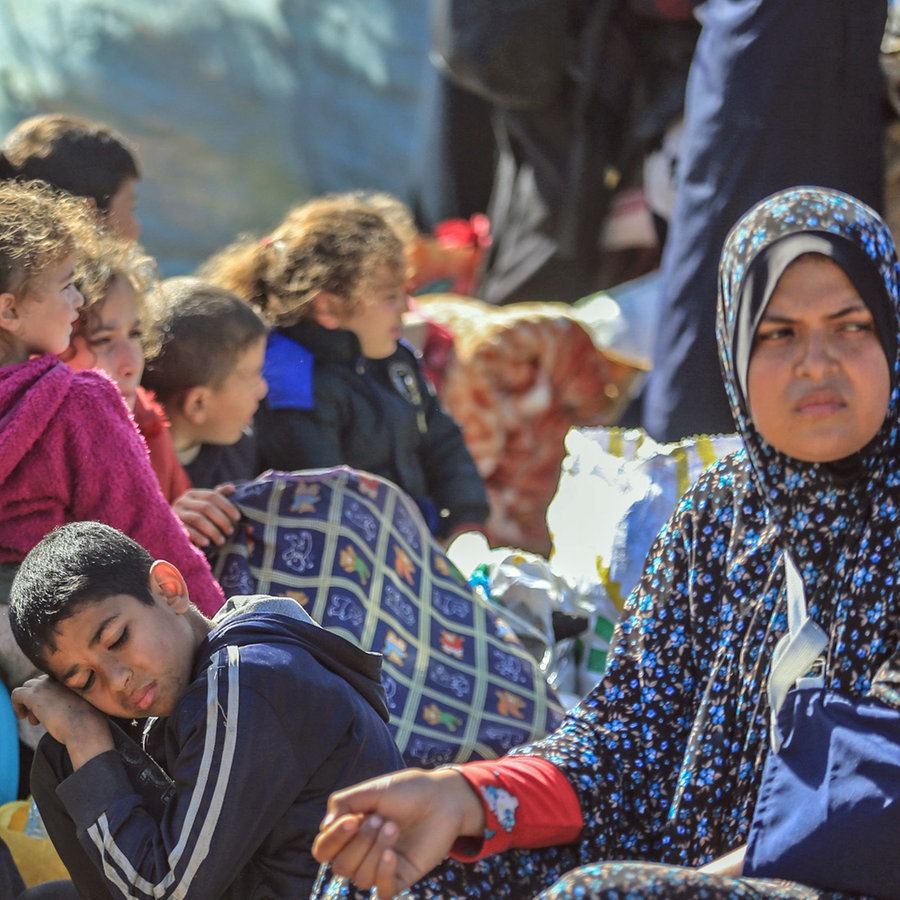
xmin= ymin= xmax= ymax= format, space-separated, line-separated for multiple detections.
xmin=0 ymin=0 xmax=430 ymax=274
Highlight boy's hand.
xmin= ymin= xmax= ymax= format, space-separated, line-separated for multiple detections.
xmin=313 ymin=767 xmax=484 ymax=898
xmin=173 ymin=484 xmax=241 ymax=548
xmin=12 ymin=675 xmax=114 ymax=769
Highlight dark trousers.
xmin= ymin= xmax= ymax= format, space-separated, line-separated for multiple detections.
xmin=29 ymin=735 xmax=115 ymax=900
xmin=642 ymin=0 xmax=886 ymax=441
xmin=18 ymin=881 xmax=79 ymax=899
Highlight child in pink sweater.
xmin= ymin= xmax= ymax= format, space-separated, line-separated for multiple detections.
xmin=0 ymin=181 xmax=223 ymax=634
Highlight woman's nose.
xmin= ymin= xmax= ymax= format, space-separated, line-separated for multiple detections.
xmin=796 ymin=330 xmax=836 ymax=376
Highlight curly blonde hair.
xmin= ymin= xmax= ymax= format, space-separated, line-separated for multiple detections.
xmin=200 ymin=193 xmax=407 ymax=328
xmin=58 ymin=234 xmax=158 ymax=364
xmin=0 ymin=179 xmax=100 ymax=296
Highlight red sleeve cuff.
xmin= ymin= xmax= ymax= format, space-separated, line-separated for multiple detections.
xmin=448 ymin=757 xmax=583 ymax=861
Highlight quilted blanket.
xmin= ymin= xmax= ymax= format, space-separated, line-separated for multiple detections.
xmin=211 ymin=466 xmax=564 ymax=768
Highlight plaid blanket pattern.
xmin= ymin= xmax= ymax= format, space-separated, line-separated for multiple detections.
xmin=211 ymin=467 xmax=564 ymax=767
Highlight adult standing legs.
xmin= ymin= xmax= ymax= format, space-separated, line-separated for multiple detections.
xmin=642 ymin=0 xmax=885 ymax=441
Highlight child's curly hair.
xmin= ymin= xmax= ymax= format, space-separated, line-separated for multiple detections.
xmin=200 ymin=193 xmax=407 ymax=328
xmin=58 ymin=234 xmax=158 ymax=363
xmin=0 ymin=179 xmax=100 ymax=296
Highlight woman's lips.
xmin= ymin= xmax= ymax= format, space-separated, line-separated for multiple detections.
xmin=795 ymin=390 xmax=844 ymax=416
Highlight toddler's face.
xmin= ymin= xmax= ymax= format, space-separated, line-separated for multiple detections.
xmin=13 ymin=253 xmax=84 ymax=360
xmin=66 ymin=275 xmax=144 ymax=411
xmin=340 ymin=264 xmax=409 ymax=359
xmin=199 ymin=336 xmax=268 ymax=445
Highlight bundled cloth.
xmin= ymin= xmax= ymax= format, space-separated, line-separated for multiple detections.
xmin=413 ymin=294 xmax=645 ymax=554
xmin=211 ymin=467 xmax=565 ymax=768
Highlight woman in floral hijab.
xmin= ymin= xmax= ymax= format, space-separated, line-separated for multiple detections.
xmin=313 ymin=186 xmax=900 ymax=899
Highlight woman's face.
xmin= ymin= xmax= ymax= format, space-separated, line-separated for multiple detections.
xmin=747 ymin=255 xmax=891 ymax=462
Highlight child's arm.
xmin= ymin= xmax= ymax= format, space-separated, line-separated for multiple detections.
xmin=172 ymin=484 xmax=241 ymax=548
xmin=11 ymin=676 xmax=113 ymax=769
xmin=417 ymin=377 xmax=490 ymax=534
xmin=42 ymin=678 xmax=292 ymax=898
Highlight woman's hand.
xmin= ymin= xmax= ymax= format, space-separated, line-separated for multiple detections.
xmin=313 ymin=766 xmax=485 ymax=898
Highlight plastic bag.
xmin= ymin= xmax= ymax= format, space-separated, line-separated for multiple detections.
xmin=0 ymin=798 xmax=68 ymax=888
xmin=548 ymin=426 xmax=742 ymax=692
xmin=448 ymin=533 xmax=598 ymax=709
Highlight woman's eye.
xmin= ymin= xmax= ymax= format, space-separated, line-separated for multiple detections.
xmin=79 ymin=672 xmax=95 ymax=693
xmin=89 ymin=336 xmax=112 ymax=348
xmin=839 ymin=320 xmax=873 ymax=333
xmin=129 ymin=329 xmax=143 ymax=341
xmin=757 ymin=327 xmax=791 ymax=343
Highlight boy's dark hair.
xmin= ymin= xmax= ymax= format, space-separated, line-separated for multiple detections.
xmin=141 ymin=276 xmax=268 ymax=404
xmin=9 ymin=522 xmax=155 ymax=670
xmin=0 ymin=113 xmax=140 ymax=211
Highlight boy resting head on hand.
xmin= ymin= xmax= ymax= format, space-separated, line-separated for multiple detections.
xmin=10 ymin=521 xmax=404 ymax=899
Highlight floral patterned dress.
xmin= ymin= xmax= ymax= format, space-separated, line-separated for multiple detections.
xmin=403 ymin=188 xmax=900 ymax=899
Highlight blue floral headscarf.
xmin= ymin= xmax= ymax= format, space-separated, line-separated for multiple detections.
xmin=717 ymin=187 xmax=900 ymax=574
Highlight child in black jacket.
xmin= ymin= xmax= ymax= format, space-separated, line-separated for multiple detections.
xmin=201 ymin=193 xmax=490 ymax=543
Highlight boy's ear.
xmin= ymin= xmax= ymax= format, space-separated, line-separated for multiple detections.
xmin=148 ymin=560 xmax=191 ymax=613
xmin=180 ymin=385 xmax=211 ymax=425
xmin=311 ymin=291 xmax=345 ymax=330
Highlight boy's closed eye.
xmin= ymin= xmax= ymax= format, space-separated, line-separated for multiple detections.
xmin=75 ymin=672 xmax=95 ymax=694
xmin=109 ymin=626 xmax=129 ymax=651
xmin=66 ymin=626 xmax=129 ymax=693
